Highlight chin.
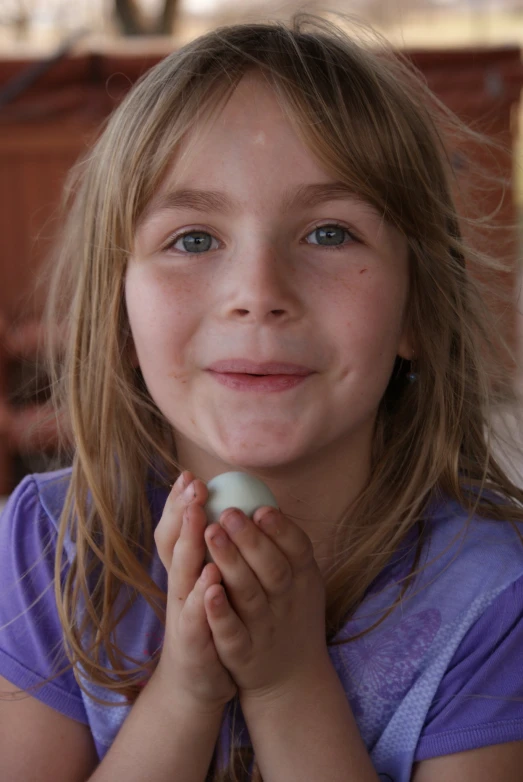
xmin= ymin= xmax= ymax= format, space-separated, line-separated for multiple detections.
xmin=213 ymin=440 xmax=305 ymax=472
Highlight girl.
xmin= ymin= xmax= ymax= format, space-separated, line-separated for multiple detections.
xmin=1 ymin=12 xmax=523 ymax=782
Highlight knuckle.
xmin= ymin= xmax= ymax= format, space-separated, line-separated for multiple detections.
xmin=172 ymin=546 xmax=203 ymax=583
xmin=222 ymin=624 xmax=247 ymax=654
xmin=170 ymin=535 xmax=186 ymax=566
xmin=153 ymin=518 xmax=166 ymax=544
xmin=167 ymin=562 xmax=191 ymax=598
xmin=294 ymin=538 xmax=315 ymax=570
xmin=241 ymin=585 xmax=260 ymax=607
xmin=166 ymin=590 xmax=187 ymax=622
xmin=154 ymin=528 xmax=168 ymax=559
xmin=267 ymin=563 xmax=292 ymax=592
xmin=179 ymin=618 xmax=202 ymax=648
xmin=154 ymin=530 xmax=169 ymax=569
xmin=245 ymin=601 xmax=266 ymax=624
xmin=180 ymin=594 xmax=198 ymax=622
xmin=163 ymin=493 xmax=183 ymax=524
xmin=166 ymin=564 xmax=184 ymax=595
xmin=179 ymin=593 xmax=203 ymax=631
xmin=154 ymin=506 xmax=185 ymax=565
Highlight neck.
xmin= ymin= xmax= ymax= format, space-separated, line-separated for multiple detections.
xmin=173 ymin=425 xmax=373 ymax=577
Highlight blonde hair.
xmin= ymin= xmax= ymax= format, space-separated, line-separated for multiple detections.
xmin=19 ymin=11 xmax=523 ymax=780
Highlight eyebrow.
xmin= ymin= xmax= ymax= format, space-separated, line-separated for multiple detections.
xmin=139 ymin=182 xmax=366 ymax=225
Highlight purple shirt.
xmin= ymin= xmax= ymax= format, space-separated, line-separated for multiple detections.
xmin=1 ymin=470 xmax=523 ymax=779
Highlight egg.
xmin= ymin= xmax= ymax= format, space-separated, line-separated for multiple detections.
xmin=204 ymin=472 xmax=279 ymax=562
xmin=205 ymin=471 xmax=278 ymax=523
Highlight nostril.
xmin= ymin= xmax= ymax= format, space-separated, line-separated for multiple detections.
xmin=233 ymin=308 xmax=286 ymax=317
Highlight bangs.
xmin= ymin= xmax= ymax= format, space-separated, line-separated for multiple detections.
xmin=104 ymin=22 xmax=453 ymax=258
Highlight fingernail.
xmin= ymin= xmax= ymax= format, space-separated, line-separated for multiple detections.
xmin=209 ymin=529 xmax=229 ymax=548
xmin=253 ymin=505 xmax=278 ymax=523
xmin=173 ymin=473 xmax=185 ymax=492
xmin=182 ymin=481 xmax=196 ymax=502
xmin=221 ymin=509 xmax=245 ymax=533
xmin=258 ymin=510 xmax=280 ymax=534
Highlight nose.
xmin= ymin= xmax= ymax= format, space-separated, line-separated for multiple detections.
xmin=219 ymin=242 xmax=303 ymax=324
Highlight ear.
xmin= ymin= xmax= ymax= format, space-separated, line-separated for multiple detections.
xmin=397 ymin=322 xmax=416 ymax=362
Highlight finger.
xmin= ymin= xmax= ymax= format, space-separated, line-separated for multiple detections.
xmin=218 ymin=508 xmax=293 ymax=599
xmin=169 ymin=500 xmax=208 ymax=604
xmin=154 ymin=472 xmax=208 ymax=571
xmin=252 ymin=507 xmax=316 ymax=578
xmin=154 ymin=470 xmax=192 ymax=571
xmin=179 ymin=562 xmax=221 ymax=649
xmin=204 ymin=583 xmax=251 ymax=662
xmin=205 ymin=520 xmax=272 ymax=626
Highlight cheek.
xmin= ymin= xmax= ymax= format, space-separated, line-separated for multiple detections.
xmin=331 ymin=270 xmax=408 ymax=357
xmin=124 ymin=266 xmax=195 ymax=365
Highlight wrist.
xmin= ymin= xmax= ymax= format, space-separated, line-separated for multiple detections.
xmin=238 ymin=658 xmax=378 ymax=782
xmin=239 ymin=653 xmax=335 ymax=713
xmin=148 ymin=664 xmax=228 ymax=721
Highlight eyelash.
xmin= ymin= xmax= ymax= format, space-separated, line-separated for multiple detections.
xmin=307 ymin=223 xmax=360 ymax=250
xmin=162 ymin=222 xmax=361 ymax=254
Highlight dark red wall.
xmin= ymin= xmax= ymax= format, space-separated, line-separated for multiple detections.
xmin=0 ymin=46 xmax=520 ymax=492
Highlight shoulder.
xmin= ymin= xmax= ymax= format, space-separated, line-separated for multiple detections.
xmin=0 ymin=468 xmax=74 ymax=565
xmin=2 ymin=467 xmax=167 ymax=561
xmin=5 ymin=467 xmax=72 ymax=527
xmin=0 ymin=468 xmax=89 ymax=726
xmin=365 ymin=496 xmax=523 ymax=614
xmin=0 ymin=467 xmax=73 ymax=565
xmin=415 ymin=568 xmax=523 ymax=764
xmin=30 ymin=467 xmax=73 ymax=527
xmin=1 ymin=467 xmax=72 ymax=531
xmin=343 ymin=498 xmax=523 ymax=776
xmin=2 ymin=467 xmax=72 ymax=523
xmin=420 ymin=495 xmax=523 ymax=594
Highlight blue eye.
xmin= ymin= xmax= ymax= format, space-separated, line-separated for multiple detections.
xmin=165 ymin=224 xmax=356 ymax=254
xmin=170 ymin=231 xmax=218 ymax=254
xmin=306 ymin=224 xmax=355 ymax=247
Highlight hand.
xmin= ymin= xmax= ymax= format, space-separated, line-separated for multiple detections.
xmin=202 ymin=506 xmax=327 ymax=704
xmin=153 ymin=471 xmax=237 ymax=712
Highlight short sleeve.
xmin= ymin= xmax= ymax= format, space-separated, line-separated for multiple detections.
xmin=0 ymin=475 xmax=87 ymax=723
xmin=415 ymin=573 xmax=523 ymax=760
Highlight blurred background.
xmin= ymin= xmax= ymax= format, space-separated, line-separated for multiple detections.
xmin=1 ymin=0 xmax=523 ymax=498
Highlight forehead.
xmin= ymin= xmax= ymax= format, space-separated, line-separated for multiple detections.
xmin=170 ymin=74 xmax=317 ymax=176
xmin=137 ymin=71 xmax=406 ymax=258
xmin=142 ymin=73 xmax=348 ymax=222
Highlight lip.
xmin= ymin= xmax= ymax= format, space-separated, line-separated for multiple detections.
xmin=208 ymin=372 xmax=310 ymax=393
xmin=207 ymin=359 xmax=313 ymax=375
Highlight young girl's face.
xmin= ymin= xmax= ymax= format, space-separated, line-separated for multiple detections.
xmin=126 ymin=73 xmax=413 ymax=477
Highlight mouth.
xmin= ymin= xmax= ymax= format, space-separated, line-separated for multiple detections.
xmin=206 ymin=359 xmax=314 ymax=392
xmin=207 ymin=359 xmax=313 ymax=376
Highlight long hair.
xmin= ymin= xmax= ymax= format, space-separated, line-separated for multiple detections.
xmin=18 ymin=12 xmax=523 ymax=780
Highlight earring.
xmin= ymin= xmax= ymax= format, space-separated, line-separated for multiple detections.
xmin=406 ymin=358 xmax=418 ymax=383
